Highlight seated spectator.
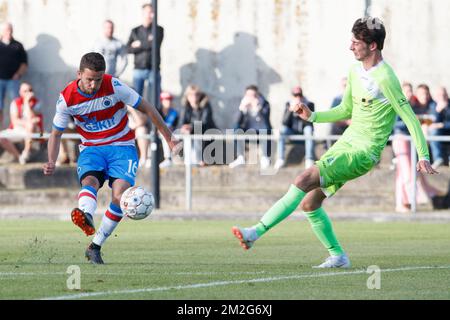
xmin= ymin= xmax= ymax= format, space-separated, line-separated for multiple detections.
xmin=392 ymin=83 xmax=442 ymax=212
xmin=56 ymin=116 xmax=79 ymax=166
xmin=229 ymin=85 xmax=272 ymax=170
xmin=401 ymin=82 xmax=418 ymax=107
xmin=128 ymin=106 xmax=150 ymax=168
xmin=413 ymin=83 xmax=435 ymax=116
xmin=414 ymin=84 xmax=442 ymax=165
xmin=179 ymin=85 xmax=216 ymax=166
xmin=158 ymin=91 xmax=178 ymax=168
xmin=1 ymin=82 xmax=43 ymax=164
xmin=428 ymin=86 xmax=450 ymax=169
xmin=330 ymin=77 xmax=351 ymax=136
xmin=274 ymin=86 xmax=316 ymax=170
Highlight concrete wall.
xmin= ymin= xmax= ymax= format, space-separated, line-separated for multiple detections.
xmin=1 ymin=0 xmax=449 ymax=135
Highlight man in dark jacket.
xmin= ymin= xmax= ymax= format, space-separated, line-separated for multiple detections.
xmin=0 ymin=22 xmax=27 ymax=128
xmin=274 ymin=86 xmax=316 ymax=169
xmin=127 ymin=3 xmax=163 ymax=105
xmin=229 ymin=85 xmax=272 ymax=169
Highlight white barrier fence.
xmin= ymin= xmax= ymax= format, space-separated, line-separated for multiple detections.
xmin=1 ymin=131 xmax=450 ymax=213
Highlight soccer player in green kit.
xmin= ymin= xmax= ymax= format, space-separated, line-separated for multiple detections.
xmin=232 ymin=17 xmax=438 ymax=268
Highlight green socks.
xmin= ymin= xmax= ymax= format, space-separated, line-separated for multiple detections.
xmin=254 ymin=184 xmax=306 ymax=237
xmin=252 ymin=185 xmax=344 ymax=257
xmin=304 ymin=207 xmax=344 ymax=256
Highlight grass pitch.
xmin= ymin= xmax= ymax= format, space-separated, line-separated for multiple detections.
xmin=0 ymin=219 xmax=449 ymax=300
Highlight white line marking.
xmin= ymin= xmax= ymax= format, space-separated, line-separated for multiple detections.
xmin=40 ymin=265 xmax=450 ymax=300
xmin=0 ymin=271 xmax=268 ymax=278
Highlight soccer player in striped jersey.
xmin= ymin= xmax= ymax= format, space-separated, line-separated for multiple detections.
xmin=43 ymin=52 xmax=181 ymax=264
xmin=232 ymin=17 xmax=438 ymax=268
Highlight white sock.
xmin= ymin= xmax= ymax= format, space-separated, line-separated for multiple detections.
xmin=78 ymin=186 xmax=97 ymax=216
xmin=92 ymin=203 xmax=123 ymax=246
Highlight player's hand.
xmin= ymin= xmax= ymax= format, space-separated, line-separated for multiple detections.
xmin=131 ymin=40 xmax=141 ymax=48
xmin=170 ymin=140 xmax=184 ymax=159
xmin=289 ymin=102 xmax=311 ymax=121
xmin=43 ymin=161 xmax=56 ymax=175
xmin=416 ymin=159 xmax=438 ymax=175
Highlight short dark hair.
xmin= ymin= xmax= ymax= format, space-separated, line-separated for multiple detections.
xmin=79 ymin=52 xmax=106 ymax=72
xmin=352 ymin=17 xmax=386 ymax=50
xmin=142 ymin=3 xmax=153 ymax=10
xmin=417 ymin=84 xmax=430 ymax=92
xmin=246 ymin=85 xmax=259 ymax=93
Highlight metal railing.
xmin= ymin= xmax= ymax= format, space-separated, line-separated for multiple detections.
xmin=2 ymin=131 xmax=449 ymax=213
xmin=178 ymin=133 xmax=450 ymax=212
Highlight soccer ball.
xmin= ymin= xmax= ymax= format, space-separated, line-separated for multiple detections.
xmin=120 ymin=186 xmax=155 ymax=220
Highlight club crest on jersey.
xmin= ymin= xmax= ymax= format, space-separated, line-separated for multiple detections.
xmin=102 ymin=97 xmax=113 ymax=108
xmin=398 ymin=97 xmax=408 ymax=106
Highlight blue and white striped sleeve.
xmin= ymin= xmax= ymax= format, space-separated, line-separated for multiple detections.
xmin=52 ymin=94 xmax=70 ymax=132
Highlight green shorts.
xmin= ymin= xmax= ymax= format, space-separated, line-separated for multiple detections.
xmin=316 ymin=139 xmax=376 ymax=197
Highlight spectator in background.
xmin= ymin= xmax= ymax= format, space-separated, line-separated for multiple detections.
xmin=274 ymin=86 xmax=316 ymax=170
xmin=0 ymin=82 xmax=43 ymax=164
xmin=428 ymin=86 xmax=450 ymax=169
xmin=392 ymin=83 xmax=442 ymax=213
xmin=158 ymin=91 xmax=178 ymax=168
xmin=414 ymin=84 xmax=441 ymax=164
xmin=0 ymin=22 xmax=28 ymax=128
xmin=229 ymin=85 xmax=272 ymax=170
xmin=127 ymin=3 xmax=164 ymax=105
xmin=56 ymin=116 xmax=79 ymax=166
xmin=401 ymin=82 xmax=418 ymax=107
xmin=414 ymin=84 xmax=435 ymax=116
xmin=93 ymin=20 xmax=128 ymax=78
xmin=128 ymin=106 xmax=150 ymax=168
xmin=179 ymin=85 xmax=216 ymax=166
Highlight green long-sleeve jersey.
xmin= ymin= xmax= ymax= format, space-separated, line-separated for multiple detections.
xmin=312 ymin=61 xmax=429 ymax=162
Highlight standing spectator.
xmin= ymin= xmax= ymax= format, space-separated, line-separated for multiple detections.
xmin=93 ymin=20 xmax=128 ymax=78
xmin=428 ymin=86 xmax=450 ymax=169
xmin=158 ymin=91 xmax=178 ymax=168
xmin=179 ymin=85 xmax=216 ymax=166
xmin=127 ymin=3 xmax=164 ymax=105
xmin=229 ymin=85 xmax=272 ymax=170
xmin=0 ymin=22 xmax=28 ymax=128
xmin=274 ymin=86 xmax=316 ymax=170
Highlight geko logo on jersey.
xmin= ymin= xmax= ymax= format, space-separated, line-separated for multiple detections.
xmin=81 ymin=115 xmax=116 ymax=131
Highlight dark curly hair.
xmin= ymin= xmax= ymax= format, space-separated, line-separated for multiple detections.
xmin=352 ymin=17 xmax=386 ymax=50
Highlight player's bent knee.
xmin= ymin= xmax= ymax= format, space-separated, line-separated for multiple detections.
xmin=81 ymin=176 xmax=100 ymax=190
xmin=300 ymin=199 xmax=320 ymax=212
xmin=294 ymin=170 xmax=313 ymax=192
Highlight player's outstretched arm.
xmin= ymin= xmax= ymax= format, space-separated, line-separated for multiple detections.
xmin=43 ymin=129 xmax=63 ymax=175
xmin=416 ymin=159 xmax=438 ymax=175
xmin=136 ymin=99 xmax=182 ymax=154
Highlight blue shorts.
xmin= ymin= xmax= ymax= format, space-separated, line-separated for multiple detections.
xmin=77 ymin=145 xmax=138 ymax=188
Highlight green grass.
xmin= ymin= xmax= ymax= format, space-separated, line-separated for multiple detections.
xmin=0 ymin=219 xmax=449 ymax=300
